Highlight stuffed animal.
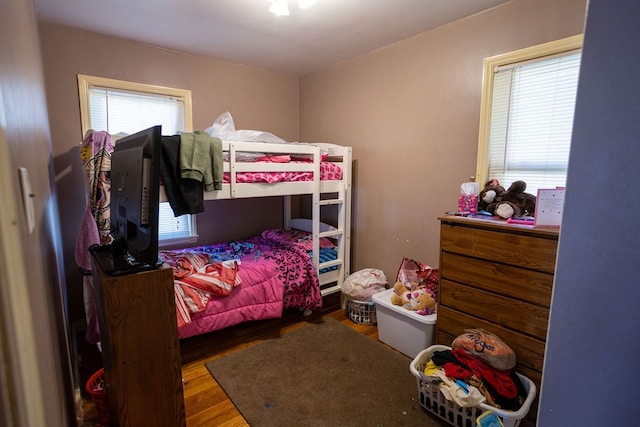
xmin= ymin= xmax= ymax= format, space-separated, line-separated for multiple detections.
xmin=409 ymin=289 xmax=437 ymax=315
xmin=451 ymin=328 xmax=516 ymax=371
xmin=488 ymin=180 xmax=537 ymax=219
xmin=478 ymin=179 xmax=505 ymax=212
xmin=390 ymin=282 xmax=409 ymax=305
xmin=391 ymin=282 xmax=437 ymax=315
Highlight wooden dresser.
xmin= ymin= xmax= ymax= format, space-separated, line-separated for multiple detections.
xmin=436 ymin=216 xmax=559 ymax=426
xmin=92 ymin=255 xmax=186 ymax=427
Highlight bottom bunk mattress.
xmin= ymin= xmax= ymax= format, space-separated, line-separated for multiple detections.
xmin=159 ymin=229 xmax=330 ymax=339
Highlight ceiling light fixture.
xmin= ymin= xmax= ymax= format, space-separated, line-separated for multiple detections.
xmin=268 ymin=0 xmax=317 ymax=16
xmin=297 ymin=0 xmax=317 ymax=9
xmin=269 ymin=0 xmax=290 ymax=16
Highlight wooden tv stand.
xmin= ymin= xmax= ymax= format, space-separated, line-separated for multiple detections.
xmin=91 ymin=254 xmax=185 ymax=426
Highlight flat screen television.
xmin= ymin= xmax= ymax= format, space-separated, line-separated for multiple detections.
xmin=90 ymin=125 xmax=162 ymax=276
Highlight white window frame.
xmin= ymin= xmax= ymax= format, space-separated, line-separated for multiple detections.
xmin=476 ymin=34 xmax=583 ymax=192
xmin=77 ymin=74 xmax=198 ymax=247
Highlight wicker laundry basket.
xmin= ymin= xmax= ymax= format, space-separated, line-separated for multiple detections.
xmin=345 ymin=298 xmax=377 ymax=325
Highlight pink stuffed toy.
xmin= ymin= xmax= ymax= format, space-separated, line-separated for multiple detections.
xmin=390 ymin=282 xmax=437 ymax=315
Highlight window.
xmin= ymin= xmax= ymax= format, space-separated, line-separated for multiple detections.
xmin=78 ymin=74 xmax=197 ymax=246
xmin=476 ymin=35 xmax=583 ymax=195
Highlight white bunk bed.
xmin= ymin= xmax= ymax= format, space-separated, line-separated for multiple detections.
xmin=158 ymin=139 xmax=352 ymax=338
xmin=161 ymin=139 xmax=352 ymax=295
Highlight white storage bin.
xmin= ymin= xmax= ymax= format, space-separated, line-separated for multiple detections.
xmin=410 ymin=345 xmax=537 ymax=427
xmin=372 ymin=288 xmax=436 ymax=358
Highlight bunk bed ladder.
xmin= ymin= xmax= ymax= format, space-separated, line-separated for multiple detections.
xmin=283 ymin=145 xmax=352 ymax=298
xmin=335 ymin=146 xmax=352 ymax=295
xmin=318 ymin=146 xmax=352 ymax=296
xmin=317 ymin=187 xmax=346 ymax=295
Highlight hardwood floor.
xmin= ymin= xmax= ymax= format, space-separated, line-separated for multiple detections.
xmin=79 ymin=295 xmax=380 ymax=426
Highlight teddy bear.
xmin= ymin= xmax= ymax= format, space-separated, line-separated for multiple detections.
xmin=390 ymin=282 xmax=437 ymax=315
xmin=478 ymin=179 xmax=505 ymax=212
xmin=488 ymin=180 xmax=537 ymax=219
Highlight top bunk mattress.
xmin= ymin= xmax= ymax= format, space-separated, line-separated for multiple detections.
xmin=223 ymin=157 xmax=343 ymax=184
xmin=160 ymin=136 xmax=351 ymax=207
xmin=160 ymin=111 xmax=351 ymax=207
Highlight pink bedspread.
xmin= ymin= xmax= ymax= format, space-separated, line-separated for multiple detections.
xmin=223 ymin=160 xmax=342 ymax=184
xmin=160 ymin=230 xmax=325 ymax=339
xmin=176 ymin=256 xmax=284 ymax=338
xmin=158 ymin=251 xmax=242 ymax=329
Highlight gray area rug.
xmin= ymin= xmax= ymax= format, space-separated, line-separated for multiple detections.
xmin=205 ymin=318 xmax=447 ymax=427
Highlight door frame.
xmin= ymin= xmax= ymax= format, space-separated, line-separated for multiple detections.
xmin=0 ymin=104 xmax=48 ymax=427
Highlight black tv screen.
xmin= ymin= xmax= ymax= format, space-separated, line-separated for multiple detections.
xmin=102 ymin=125 xmax=162 ymax=274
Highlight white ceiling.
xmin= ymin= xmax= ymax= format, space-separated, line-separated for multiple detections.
xmin=35 ymin=0 xmax=511 ymax=75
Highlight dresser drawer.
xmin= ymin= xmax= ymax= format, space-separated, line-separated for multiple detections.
xmin=437 ymin=217 xmax=556 ymax=427
xmin=440 ymin=252 xmax=553 ymax=308
xmin=436 ymin=306 xmax=546 ymax=373
xmin=440 ymin=279 xmax=550 ymax=339
xmin=440 ymin=223 xmax=558 ymax=273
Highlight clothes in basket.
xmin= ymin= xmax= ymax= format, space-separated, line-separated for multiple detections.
xmin=410 ymin=345 xmax=537 ymax=427
xmin=341 ymin=268 xmax=387 ymax=301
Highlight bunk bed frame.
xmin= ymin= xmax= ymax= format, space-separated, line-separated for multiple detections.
xmin=160 ymin=140 xmax=352 ymax=296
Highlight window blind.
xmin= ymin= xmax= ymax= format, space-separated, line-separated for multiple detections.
xmin=158 ymin=203 xmax=195 ymax=242
xmin=487 ymin=52 xmax=581 ymax=195
xmin=87 ymin=84 xmax=195 ymax=244
xmin=89 ymin=87 xmax=185 ymax=136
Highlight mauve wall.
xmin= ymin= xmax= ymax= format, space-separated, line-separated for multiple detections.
xmin=299 ymin=0 xmax=587 ymax=278
xmin=38 ymin=22 xmax=300 ymax=322
xmin=39 ymin=0 xmax=588 ymax=322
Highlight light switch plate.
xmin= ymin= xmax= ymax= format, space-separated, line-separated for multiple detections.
xmin=18 ymin=167 xmax=35 ymax=234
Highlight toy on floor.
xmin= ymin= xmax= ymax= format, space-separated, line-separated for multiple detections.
xmin=390 ymin=282 xmax=436 ymax=315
